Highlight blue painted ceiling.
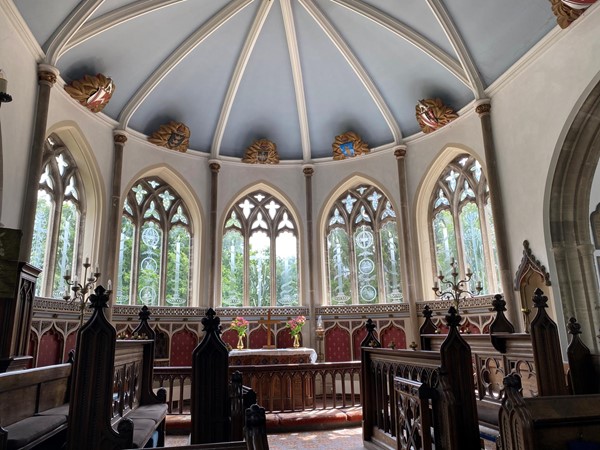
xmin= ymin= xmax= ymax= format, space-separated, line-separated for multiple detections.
xmin=14 ymin=0 xmax=557 ymax=161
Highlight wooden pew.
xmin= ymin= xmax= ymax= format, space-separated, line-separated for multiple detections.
xmin=190 ymin=308 xmax=268 ymax=448
xmin=0 ymin=359 xmax=72 ymax=450
xmin=362 ymin=307 xmax=480 ymax=450
xmin=66 ymin=287 xmax=167 ymax=450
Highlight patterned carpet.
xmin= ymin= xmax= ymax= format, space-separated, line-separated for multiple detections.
xmin=165 ymin=426 xmax=365 ymax=449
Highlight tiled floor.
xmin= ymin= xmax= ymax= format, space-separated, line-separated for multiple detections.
xmin=165 ymin=426 xmax=366 ymax=449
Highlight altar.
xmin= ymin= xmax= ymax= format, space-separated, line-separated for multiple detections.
xmin=229 ymin=348 xmax=317 ymax=411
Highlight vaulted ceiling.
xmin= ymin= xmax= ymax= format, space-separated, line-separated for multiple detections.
xmin=14 ymin=0 xmax=557 ymax=161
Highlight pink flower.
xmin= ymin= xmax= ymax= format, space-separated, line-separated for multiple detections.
xmin=230 ymin=316 xmax=249 ymax=336
xmin=286 ymin=315 xmax=306 ymax=336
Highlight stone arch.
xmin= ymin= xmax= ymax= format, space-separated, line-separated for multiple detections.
xmin=549 ymin=79 xmax=600 ymax=352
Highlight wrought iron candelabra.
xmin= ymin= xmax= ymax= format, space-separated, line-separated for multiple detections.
xmin=63 ymin=257 xmax=111 ymax=326
xmin=432 ymin=258 xmax=482 ymax=311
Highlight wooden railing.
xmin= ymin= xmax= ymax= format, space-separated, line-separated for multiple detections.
xmin=153 ymin=361 xmax=361 ymax=415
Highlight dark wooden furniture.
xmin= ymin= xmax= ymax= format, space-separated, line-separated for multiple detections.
xmin=0 ymin=361 xmax=72 ymax=450
xmin=498 ymin=373 xmax=600 ymax=450
xmin=66 ymin=288 xmax=167 ymax=450
xmin=191 ymin=308 xmax=268 ymax=448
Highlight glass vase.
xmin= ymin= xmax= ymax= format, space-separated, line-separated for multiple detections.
xmin=293 ymin=334 xmax=300 ymax=348
xmin=237 ymin=334 xmax=245 ymax=350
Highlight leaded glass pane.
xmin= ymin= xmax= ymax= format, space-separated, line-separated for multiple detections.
xmin=148 ymin=180 xmax=160 ymax=189
xmin=381 ymin=201 xmax=396 ymax=220
xmin=251 ymin=212 xmax=267 ymax=230
xmin=342 ymin=195 xmax=357 ymax=213
xmin=117 ymin=217 xmax=134 ymax=305
xmin=225 ymin=211 xmax=241 ymax=228
xmin=133 ymin=184 xmax=148 ymax=204
xmin=55 ymin=154 xmax=68 ymax=175
xmin=265 ymin=200 xmax=280 ymax=219
xmin=124 ymin=200 xmax=133 ymax=215
xmin=354 ymin=205 xmax=371 ymax=224
xmin=65 ymin=177 xmax=78 ymax=200
xmin=460 ymin=202 xmax=485 ymax=292
xmin=222 ymin=230 xmax=244 ymax=307
xmin=277 ymin=212 xmax=293 ymax=230
xmin=433 ymin=210 xmax=458 ymax=277
xmin=327 ymin=228 xmax=351 ymax=305
xmin=239 ymin=199 xmax=254 ymax=218
xmin=434 ymin=189 xmax=449 ymax=208
xmin=276 ymin=231 xmax=298 ymax=306
xmin=138 ymin=221 xmax=162 ymax=306
xmin=329 ymin=208 xmax=345 ymax=226
xmin=159 ymin=190 xmax=175 ymax=211
xmin=354 ymin=225 xmax=378 ymax=304
xmin=367 ymin=190 xmax=382 ymax=210
xmin=380 ymin=222 xmax=402 ymax=303
xmin=144 ymin=201 xmax=160 ymax=220
xmin=31 ymin=190 xmax=53 ymax=295
xmin=460 ymin=180 xmax=475 ymax=201
xmin=53 ymin=200 xmax=78 ymax=298
xmin=471 ymin=160 xmax=482 ymax=182
xmin=40 ymin=165 xmax=53 ymax=190
xmin=445 ymin=170 xmax=458 ymax=191
xmin=166 ymin=226 xmax=190 ymax=306
xmin=172 ymin=206 xmax=188 ymax=224
xmin=249 ymin=231 xmax=270 ymax=307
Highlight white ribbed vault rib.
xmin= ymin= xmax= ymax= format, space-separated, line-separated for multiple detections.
xmin=331 ymin=0 xmax=470 ymax=89
xmin=61 ymin=0 xmax=188 ymax=57
xmin=118 ymin=0 xmax=254 ymax=128
xmin=425 ymin=0 xmax=484 ymax=98
xmin=300 ymin=0 xmax=402 ymax=143
xmin=281 ymin=0 xmax=311 ymax=162
xmin=44 ymin=0 xmax=105 ymax=65
xmin=211 ymin=0 xmax=274 ymax=158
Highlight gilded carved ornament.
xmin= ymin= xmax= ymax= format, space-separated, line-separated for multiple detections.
xmin=242 ymin=139 xmax=280 ymax=164
xmin=148 ymin=121 xmax=191 ymax=153
xmin=64 ymin=74 xmax=115 ymax=113
xmin=332 ymin=131 xmax=369 ymax=160
xmin=550 ymin=0 xmax=586 ymax=28
xmin=415 ymin=98 xmax=458 ymax=134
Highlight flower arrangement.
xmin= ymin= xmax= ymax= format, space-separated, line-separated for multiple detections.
xmin=285 ymin=315 xmax=306 ymax=336
xmin=230 ymin=316 xmax=249 ymax=336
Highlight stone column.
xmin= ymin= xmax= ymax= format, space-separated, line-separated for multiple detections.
xmin=303 ymin=166 xmax=316 ymax=349
xmin=394 ymin=146 xmax=420 ymax=347
xmin=475 ymin=99 xmax=518 ymax=328
xmin=208 ymin=160 xmax=220 ymax=308
xmin=105 ymin=132 xmax=127 ymax=318
xmin=20 ymin=64 xmax=59 ymax=261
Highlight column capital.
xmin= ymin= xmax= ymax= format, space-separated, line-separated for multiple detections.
xmin=113 ymin=131 xmax=128 ymax=144
xmin=37 ymin=64 xmax=59 ymax=86
xmin=209 ymin=159 xmax=221 ymax=173
xmin=394 ymin=145 xmax=408 ymax=159
xmin=303 ymin=164 xmax=314 ymax=177
xmin=475 ymin=99 xmax=491 ymax=116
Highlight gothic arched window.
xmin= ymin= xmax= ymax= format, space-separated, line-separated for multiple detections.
xmin=221 ymin=190 xmax=299 ymax=307
xmin=429 ymin=154 xmax=500 ymax=294
xmin=117 ymin=177 xmax=192 ymax=306
xmin=31 ymin=135 xmax=85 ymax=298
xmin=325 ymin=185 xmax=403 ymax=305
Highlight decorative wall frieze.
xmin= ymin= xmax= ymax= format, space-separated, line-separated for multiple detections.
xmin=415 ymin=295 xmax=495 ymax=315
xmin=242 ymin=138 xmax=279 ymax=164
xmin=64 ymin=73 xmax=115 ymax=113
xmin=316 ymin=303 xmax=410 ymax=317
xmin=415 ymin=98 xmax=458 ymax=133
xmin=148 ymin=121 xmax=190 ymax=152
xmin=332 ymin=131 xmax=369 ymax=160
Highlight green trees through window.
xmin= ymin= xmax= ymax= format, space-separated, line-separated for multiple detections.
xmin=221 ymin=191 xmax=299 ymax=307
xmin=117 ymin=177 xmax=192 ymax=306
xmin=325 ymin=185 xmax=403 ymax=305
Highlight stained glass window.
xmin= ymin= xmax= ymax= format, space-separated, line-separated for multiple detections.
xmin=429 ymin=154 xmax=501 ymax=295
xmin=30 ymin=135 xmax=84 ymax=297
xmin=221 ymin=190 xmax=299 ymax=307
xmin=118 ymin=177 xmax=192 ymax=306
xmin=325 ymin=185 xmax=403 ymax=305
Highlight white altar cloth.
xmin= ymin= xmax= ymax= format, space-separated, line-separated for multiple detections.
xmin=229 ymin=347 xmax=317 ymax=363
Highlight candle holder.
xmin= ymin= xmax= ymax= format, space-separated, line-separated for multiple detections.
xmin=0 ymin=70 xmax=12 ymax=104
xmin=432 ymin=258 xmax=482 ymax=311
xmin=315 ymin=315 xmax=325 ymax=362
xmin=63 ymin=258 xmax=111 ymax=326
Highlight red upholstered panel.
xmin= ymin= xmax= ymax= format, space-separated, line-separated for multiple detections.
xmin=380 ymin=325 xmax=407 ymax=350
xmin=38 ymin=328 xmax=63 ymax=367
xmin=170 ymin=328 xmax=198 ymax=366
xmin=249 ymin=326 xmax=274 ymax=349
xmin=63 ymin=331 xmax=77 ymax=362
xmin=28 ymin=332 xmax=38 ymax=368
xmin=460 ymin=320 xmax=481 ymax=335
xmin=276 ymin=328 xmax=298 ymax=349
xmin=325 ymin=325 xmax=351 ymax=362
xmin=352 ymin=328 xmax=368 ymax=361
xmin=434 ymin=320 xmax=449 ymax=335
xmin=221 ymin=328 xmax=239 ymax=349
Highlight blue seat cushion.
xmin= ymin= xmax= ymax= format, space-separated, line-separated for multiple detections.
xmin=5 ymin=415 xmax=66 ymax=449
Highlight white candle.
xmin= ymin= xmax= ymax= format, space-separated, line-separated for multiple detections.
xmin=72 ymin=275 xmax=78 ymax=283
xmin=107 ymin=279 xmax=112 ymax=291
xmin=65 ymin=268 xmax=71 ymax=279
xmin=0 ymin=70 xmax=7 ymax=94
xmin=85 ymin=257 xmax=90 ymax=265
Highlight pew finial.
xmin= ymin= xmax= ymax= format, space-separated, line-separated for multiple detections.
xmin=201 ymin=307 xmax=222 ymax=334
xmin=532 ymin=288 xmax=548 ymax=309
xmin=567 ymin=317 xmax=581 ymax=335
xmin=445 ymin=306 xmax=461 ymax=328
xmin=138 ymin=305 xmax=151 ymax=323
xmin=88 ymin=285 xmax=109 ymax=309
